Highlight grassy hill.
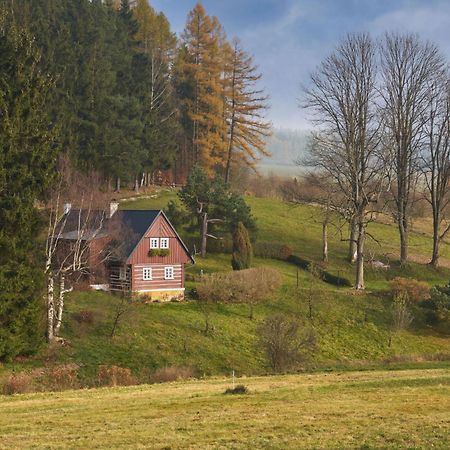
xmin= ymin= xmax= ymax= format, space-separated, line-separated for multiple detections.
xmin=2 ymin=190 xmax=450 ymax=383
xmin=1 ymin=368 xmax=449 ymax=449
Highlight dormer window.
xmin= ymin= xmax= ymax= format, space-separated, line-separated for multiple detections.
xmin=160 ymin=238 xmax=169 ymax=249
xmin=150 ymin=238 xmax=159 ymax=249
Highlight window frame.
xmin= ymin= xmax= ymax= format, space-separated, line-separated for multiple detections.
xmin=142 ymin=267 xmax=152 ymax=281
xmin=164 ymin=266 xmax=174 ymax=280
xmin=150 ymin=238 xmax=159 ymax=249
xmin=160 ymin=237 xmax=169 ymax=249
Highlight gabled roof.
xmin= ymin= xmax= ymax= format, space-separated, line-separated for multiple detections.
xmin=59 ymin=208 xmax=194 ymax=263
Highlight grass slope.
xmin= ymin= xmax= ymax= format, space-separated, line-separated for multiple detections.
xmin=4 ymin=190 xmax=449 ymax=378
xmin=1 ymin=368 xmax=449 ymax=449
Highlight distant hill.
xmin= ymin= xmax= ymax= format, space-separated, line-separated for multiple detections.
xmin=258 ymin=128 xmax=310 ymax=175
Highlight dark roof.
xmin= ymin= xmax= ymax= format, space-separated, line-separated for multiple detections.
xmin=58 ymin=209 xmax=173 ymax=261
xmin=112 ymin=210 xmax=160 ymax=260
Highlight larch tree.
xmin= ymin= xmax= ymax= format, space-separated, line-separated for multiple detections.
xmin=181 ymin=3 xmax=227 ymax=173
xmin=304 ymin=33 xmax=384 ymax=290
xmin=223 ymin=38 xmax=271 ymax=183
xmin=380 ymin=33 xmax=445 ymax=265
xmin=420 ymin=73 xmax=450 ymax=267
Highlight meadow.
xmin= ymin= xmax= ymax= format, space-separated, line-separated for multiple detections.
xmin=1 ymin=368 xmax=449 ymax=449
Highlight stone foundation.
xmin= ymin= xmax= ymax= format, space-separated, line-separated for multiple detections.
xmin=134 ymin=289 xmax=184 ymax=303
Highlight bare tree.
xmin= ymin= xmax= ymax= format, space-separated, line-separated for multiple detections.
xmin=380 ymin=33 xmax=446 ymax=265
xmin=45 ymin=160 xmax=110 ymax=342
xmin=303 ymin=33 xmax=384 ymax=289
xmin=420 ymin=74 xmax=450 ymax=267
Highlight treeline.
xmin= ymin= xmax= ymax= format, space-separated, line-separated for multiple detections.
xmin=6 ymin=0 xmax=270 ymax=188
xmin=0 ymin=0 xmax=269 ymax=359
xmin=300 ymin=32 xmax=450 ymax=289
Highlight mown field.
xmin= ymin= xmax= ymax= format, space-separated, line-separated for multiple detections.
xmin=1 ymin=368 xmax=449 ymax=449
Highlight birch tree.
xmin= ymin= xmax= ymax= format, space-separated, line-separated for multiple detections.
xmin=303 ymin=33 xmax=384 ymax=289
xmin=380 ymin=33 xmax=445 ymax=265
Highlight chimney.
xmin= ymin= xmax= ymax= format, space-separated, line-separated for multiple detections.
xmin=109 ymin=201 xmax=119 ymax=218
xmin=63 ymin=203 xmax=71 ymax=215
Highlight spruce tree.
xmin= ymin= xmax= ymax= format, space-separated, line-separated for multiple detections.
xmin=0 ymin=13 xmax=59 ymax=359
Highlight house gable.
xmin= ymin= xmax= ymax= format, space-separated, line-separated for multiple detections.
xmin=126 ymin=211 xmax=194 ymax=266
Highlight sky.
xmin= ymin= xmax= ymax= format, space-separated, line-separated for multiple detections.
xmin=149 ymin=0 xmax=450 ymax=130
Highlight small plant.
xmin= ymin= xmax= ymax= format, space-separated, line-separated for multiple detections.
xmin=148 ymin=248 xmax=159 ymax=257
xmin=149 ymin=366 xmax=194 ymax=383
xmin=73 ymin=310 xmax=95 ymax=325
xmin=148 ymin=248 xmax=171 ymax=257
xmin=97 ymin=365 xmax=136 ymax=387
xmin=224 ymin=384 xmax=248 ymax=395
xmin=158 ymin=248 xmax=170 ymax=257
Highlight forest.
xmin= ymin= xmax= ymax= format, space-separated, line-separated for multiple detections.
xmin=0 ymin=0 xmax=270 ymax=359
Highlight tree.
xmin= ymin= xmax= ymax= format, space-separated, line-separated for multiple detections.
xmin=420 ymin=74 xmax=450 ymax=267
xmin=231 ymin=222 xmax=253 ymax=270
xmin=180 ymin=3 xmax=226 ymax=173
xmin=179 ymin=166 xmax=255 ymax=257
xmin=222 ymin=38 xmax=271 ymax=182
xmin=380 ymin=33 xmax=445 ymax=265
xmin=0 ymin=12 xmax=59 ymax=359
xmin=303 ymin=33 xmax=383 ymax=289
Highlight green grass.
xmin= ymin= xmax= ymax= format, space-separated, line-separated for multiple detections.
xmin=3 ymin=190 xmax=450 ymax=380
xmin=1 ymin=368 xmax=449 ymax=449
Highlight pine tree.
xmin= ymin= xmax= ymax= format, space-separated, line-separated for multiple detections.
xmin=0 ymin=12 xmax=59 ymax=359
xmin=231 ymin=222 xmax=253 ymax=270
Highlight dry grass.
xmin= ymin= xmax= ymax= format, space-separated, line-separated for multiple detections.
xmin=0 ymin=368 xmax=449 ymax=449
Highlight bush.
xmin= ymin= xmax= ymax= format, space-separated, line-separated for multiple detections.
xmin=97 ymin=365 xmax=136 ymax=387
xmin=150 ymin=366 xmax=194 ymax=384
xmin=257 ymin=314 xmax=316 ymax=372
xmin=287 ymin=255 xmax=352 ymax=287
xmin=196 ymin=267 xmax=281 ymax=304
xmin=1 ymin=373 xmax=33 ymax=395
xmin=224 ymin=384 xmax=248 ymax=395
xmin=232 ymin=222 xmax=253 ymax=270
xmin=43 ymin=364 xmax=79 ymax=391
xmin=254 ymin=241 xmax=293 ymax=260
xmin=73 ymin=310 xmax=95 ymax=325
xmin=390 ymin=277 xmax=430 ymax=304
xmin=425 ymin=286 xmax=450 ymax=323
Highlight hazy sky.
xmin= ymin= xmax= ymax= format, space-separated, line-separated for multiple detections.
xmin=150 ymin=0 xmax=450 ymax=130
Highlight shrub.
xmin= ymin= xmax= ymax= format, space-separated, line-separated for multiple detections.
xmin=390 ymin=277 xmax=430 ymax=304
xmin=1 ymin=373 xmax=33 ymax=395
xmin=73 ymin=310 xmax=95 ymax=325
xmin=43 ymin=364 xmax=79 ymax=391
xmin=257 ymin=314 xmax=316 ymax=372
xmin=224 ymin=384 xmax=248 ymax=395
xmin=97 ymin=365 xmax=136 ymax=387
xmin=425 ymin=286 xmax=450 ymax=323
xmin=254 ymin=241 xmax=293 ymax=260
xmin=150 ymin=366 xmax=194 ymax=384
xmin=231 ymin=222 xmax=253 ymax=270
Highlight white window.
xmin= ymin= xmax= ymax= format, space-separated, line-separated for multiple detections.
xmin=119 ymin=267 xmax=126 ymax=281
xmin=143 ymin=267 xmax=152 ymax=281
xmin=164 ymin=266 xmax=174 ymax=280
xmin=160 ymin=238 xmax=169 ymax=249
xmin=150 ymin=238 xmax=159 ymax=249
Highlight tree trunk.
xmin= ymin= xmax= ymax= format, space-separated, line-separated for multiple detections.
xmin=134 ymin=176 xmax=139 ymax=192
xmin=355 ymin=222 xmax=365 ymax=290
xmin=47 ymin=275 xmax=55 ymax=342
xmin=430 ymin=217 xmax=440 ymax=267
xmin=115 ymin=176 xmax=121 ymax=193
xmin=398 ymin=219 xmax=409 ymax=265
xmin=54 ymin=274 xmax=65 ymax=336
xmin=322 ymin=221 xmax=328 ymax=262
xmin=201 ymin=212 xmax=208 ymax=258
xmin=348 ymin=218 xmax=357 ymax=263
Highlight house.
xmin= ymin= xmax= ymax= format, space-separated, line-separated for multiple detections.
xmin=59 ymin=203 xmax=194 ymax=301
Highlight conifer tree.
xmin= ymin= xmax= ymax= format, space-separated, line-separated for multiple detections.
xmin=223 ymin=38 xmax=271 ymax=182
xmin=181 ymin=3 xmax=227 ymax=173
xmin=0 ymin=13 xmax=59 ymax=359
xmin=231 ymin=222 xmax=253 ymax=270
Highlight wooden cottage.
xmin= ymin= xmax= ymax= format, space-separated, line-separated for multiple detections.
xmin=59 ymin=204 xmax=194 ymax=301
